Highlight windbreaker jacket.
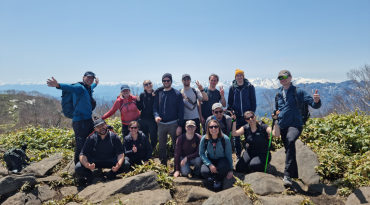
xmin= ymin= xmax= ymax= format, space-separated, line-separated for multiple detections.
xmin=102 ymin=95 xmax=140 ymax=125
xmin=227 ymin=79 xmax=257 ymax=117
xmin=153 ymin=88 xmax=185 ymax=126
xmin=124 ymin=131 xmax=152 ymax=162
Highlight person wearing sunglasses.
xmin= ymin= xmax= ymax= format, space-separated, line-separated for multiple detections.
xmin=180 ymin=74 xmax=208 ymax=135
xmin=136 ymin=80 xmax=158 ymax=150
xmin=275 ymin=70 xmax=321 ymax=186
xmin=101 ymin=84 xmax=140 ymax=137
xmin=174 ymin=120 xmax=202 ymax=178
xmin=199 ymin=119 xmax=233 ymax=189
xmin=123 ymin=121 xmax=152 ymax=167
xmin=153 ymin=73 xmax=184 ymax=165
xmin=232 ymin=111 xmax=280 ymax=173
xmin=205 ymin=103 xmax=232 ymax=136
xmin=227 ymin=69 xmax=257 ymax=159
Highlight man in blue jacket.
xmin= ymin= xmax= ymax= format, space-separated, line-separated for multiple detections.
xmin=275 ymin=70 xmax=321 ymax=186
xmin=227 ymin=69 xmax=256 ymax=158
xmin=47 ymin=71 xmax=98 ymax=164
xmin=153 ymin=73 xmax=184 ymax=165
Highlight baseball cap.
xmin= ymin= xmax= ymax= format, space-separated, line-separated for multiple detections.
xmin=277 ymin=70 xmax=291 ymax=78
xmin=185 ymin=120 xmax=196 ymax=127
xmin=212 ymin=103 xmax=223 ymax=110
xmin=94 ymin=118 xmax=106 ymax=128
xmin=84 ymin=71 xmax=96 ymax=78
xmin=121 ymin=84 xmax=130 ymax=91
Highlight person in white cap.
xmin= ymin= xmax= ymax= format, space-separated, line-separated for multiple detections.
xmin=205 ymin=103 xmax=232 ymax=137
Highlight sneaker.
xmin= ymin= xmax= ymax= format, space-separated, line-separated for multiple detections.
xmin=214 ymin=181 xmax=222 ymax=189
xmin=283 ymin=175 xmax=293 ymax=186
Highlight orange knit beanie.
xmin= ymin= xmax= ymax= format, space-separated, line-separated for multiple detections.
xmin=235 ymin=69 xmax=244 ymax=78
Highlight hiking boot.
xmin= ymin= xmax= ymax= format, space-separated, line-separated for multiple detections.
xmin=283 ymin=175 xmax=293 ymax=186
xmin=214 ymin=181 xmax=222 ymax=189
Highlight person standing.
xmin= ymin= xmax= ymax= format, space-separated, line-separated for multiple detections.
xmin=153 ymin=73 xmax=184 ymax=165
xmin=136 ymin=80 xmax=158 ymax=149
xmin=275 ymin=70 xmax=321 ymax=186
xmin=205 ymin=103 xmax=232 ymax=136
xmin=180 ymin=74 xmax=208 ymax=134
xmin=47 ymin=71 xmax=99 ymax=165
xmin=101 ymin=84 xmax=140 ymax=137
xmin=227 ymin=69 xmax=257 ymax=158
xmin=200 ymin=74 xmax=227 ymax=133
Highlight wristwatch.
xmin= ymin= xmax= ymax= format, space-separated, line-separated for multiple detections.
xmin=200 ymin=89 xmax=205 ymax=92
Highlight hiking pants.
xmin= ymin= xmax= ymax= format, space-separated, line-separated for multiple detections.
xmin=125 ymin=156 xmax=146 ymax=168
xmin=158 ymin=121 xmax=178 ymax=165
xmin=235 ymin=150 xmax=271 ymax=173
xmin=72 ymin=119 xmax=94 ymax=165
xmin=139 ymin=118 xmax=158 ymax=149
xmin=122 ymin=124 xmax=130 ymax=138
xmin=181 ymin=118 xmax=201 ymax=135
xmin=180 ymin=156 xmax=202 ymax=177
xmin=280 ymin=126 xmax=303 ymax=178
xmin=75 ymin=156 xmax=130 ymax=181
xmin=201 ymin=157 xmax=229 ymax=182
xmin=233 ymin=117 xmax=247 ymax=156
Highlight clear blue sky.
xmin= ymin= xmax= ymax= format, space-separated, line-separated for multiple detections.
xmin=0 ymin=0 xmax=369 ymax=84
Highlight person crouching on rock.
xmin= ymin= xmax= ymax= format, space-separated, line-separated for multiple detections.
xmin=233 ymin=111 xmax=280 ymax=173
xmin=75 ymin=118 xmax=130 ymax=185
xmin=199 ymin=119 xmax=234 ymax=189
xmin=123 ymin=121 xmax=153 ymax=168
xmin=174 ymin=120 xmax=202 ymax=178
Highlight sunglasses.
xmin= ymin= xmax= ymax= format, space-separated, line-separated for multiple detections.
xmin=245 ymin=115 xmax=255 ymax=120
xmin=129 ymin=127 xmax=138 ymax=129
xmin=162 ymin=80 xmax=171 ymax=83
xmin=144 ymin=82 xmax=152 ymax=86
xmin=278 ymin=76 xmax=289 ymax=80
xmin=209 ymin=125 xmax=219 ymax=129
xmin=182 ymin=77 xmax=190 ymax=81
xmin=214 ymin=110 xmax=223 ymax=114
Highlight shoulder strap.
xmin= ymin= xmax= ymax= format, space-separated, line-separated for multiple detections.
xmin=204 ymin=139 xmax=209 ymax=151
xmin=221 ymin=115 xmax=227 ymax=130
xmin=192 ymin=88 xmax=198 ymax=101
xmin=181 ymin=133 xmax=186 ymax=147
xmin=220 ymin=137 xmax=226 ymax=151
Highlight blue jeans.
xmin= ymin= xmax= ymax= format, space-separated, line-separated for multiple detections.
xmin=180 ymin=156 xmax=202 ymax=176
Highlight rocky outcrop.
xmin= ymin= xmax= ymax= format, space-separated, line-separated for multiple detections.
xmin=61 ymin=160 xmax=75 ymax=175
xmin=185 ymin=186 xmax=215 ymax=202
xmin=259 ymin=195 xmax=305 ymax=205
xmin=37 ymin=175 xmax=62 ymax=183
xmin=244 ymin=172 xmax=286 ymax=195
xmin=174 ymin=177 xmax=206 ymax=186
xmin=203 ymin=186 xmax=253 ymax=205
xmin=60 ymin=186 xmax=79 ymax=197
xmin=21 ymin=154 xmax=63 ymax=177
xmin=0 ymin=174 xmax=37 ymax=195
xmin=110 ymin=189 xmax=172 ymax=205
xmin=346 ymin=187 xmax=370 ymax=205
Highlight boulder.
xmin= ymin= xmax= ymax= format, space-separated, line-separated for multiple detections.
xmin=78 ymin=171 xmax=159 ymax=203
xmin=2 ymin=192 xmax=42 ymax=205
xmin=185 ymin=186 xmax=215 ymax=202
xmin=22 ymin=154 xmax=63 ymax=177
xmin=0 ymin=167 xmax=9 ymax=176
xmin=346 ymin=187 xmax=370 ymax=205
xmin=308 ymin=183 xmax=338 ymax=196
xmin=34 ymin=185 xmax=57 ymax=202
xmin=203 ymin=186 xmax=253 ymax=205
xmin=222 ymin=171 xmax=246 ymax=190
xmin=174 ymin=177 xmax=206 ymax=186
xmin=0 ymin=174 xmax=37 ymax=195
xmin=243 ymin=172 xmax=286 ymax=195
xmin=37 ymin=175 xmax=62 ymax=183
xmin=268 ymin=139 xmax=320 ymax=185
xmin=61 ymin=160 xmax=75 ymax=175
xmin=60 ymin=186 xmax=79 ymax=197
xmin=259 ymin=195 xmax=305 ymax=205
xmin=110 ymin=189 xmax=172 ymax=205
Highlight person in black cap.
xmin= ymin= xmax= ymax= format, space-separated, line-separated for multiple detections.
xmin=47 ymin=71 xmax=99 ymax=165
xmin=75 ymin=118 xmax=130 ymax=185
xmin=179 ymin=74 xmax=208 ymax=134
xmin=153 ymin=73 xmax=184 ymax=165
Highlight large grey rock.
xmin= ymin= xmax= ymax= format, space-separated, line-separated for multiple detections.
xmin=110 ymin=189 xmax=172 ymax=205
xmin=61 ymin=160 xmax=75 ymax=175
xmin=222 ymin=171 xmax=246 ymax=190
xmin=60 ymin=186 xmax=79 ymax=197
xmin=174 ymin=177 xmax=206 ymax=186
xmin=22 ymin=154 xmax=63 ymax=177
xmin=346 ymin=187 xmax=370 ymax=205
xmin=2 ymin=192 xmax=42 ymax=205
xmin=0 ymin=167 xmax=9 ymax=176
xmin=308 ymin=183 xmax=338 ymax=196
xmin=268 ymin=139 xmax=320 ymax=185
xmin=185 ymin=186 xmax=215 ymax=202
xmin=37 ymin=175 xmax=62 ymax=183
xmin=244 ymin=172 xmax=286 ymax=195
xmin=203 ymin=186 xmax=253 ymax=205
xmin=34 ymin=185 xmax=57 ymax=202
xmin=259 ymin=195 xmax=305 ymax=205
xmin=0 ymin=174 xmax=37 ymax=195
xmin=78 ymin=171 xmax=159 ymax=203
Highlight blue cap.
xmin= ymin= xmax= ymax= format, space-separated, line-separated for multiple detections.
xmin=121 ymin=84 xmax=130 ymax=91
xmin=84 ymin=71 xmax=96 ymax=78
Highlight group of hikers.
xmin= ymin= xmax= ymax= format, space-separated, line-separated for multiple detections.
xmin=46 ymin=69 xmax=321 ymax=189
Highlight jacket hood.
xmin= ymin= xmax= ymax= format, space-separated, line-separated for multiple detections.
xmin=232 ymin=79 xmax=250 ymax=89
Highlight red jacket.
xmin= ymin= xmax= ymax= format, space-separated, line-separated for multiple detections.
xmin=102 ymin=95 xmax=140 ymax=125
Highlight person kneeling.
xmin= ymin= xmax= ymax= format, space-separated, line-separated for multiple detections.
xmin=200 ymin=119 xmax=233 ymax=189
xmin=233 ymin=111 xmax=280 ymax=173
xmin=174 ymin=120 xmax=202 ymax=178
xmin=124 ymin=121 xmax=152 ymax=168
xmin=75 ymin=119 xmax=130 ymax=185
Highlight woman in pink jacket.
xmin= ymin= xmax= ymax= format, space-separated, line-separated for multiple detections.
xmin=101 ymin=84 xmax=140 ymax=137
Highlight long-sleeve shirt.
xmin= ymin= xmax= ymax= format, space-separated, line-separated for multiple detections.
xmin=153 ymin=88 xmax=185 ymax=127
xmin=199 ymin=134 xmax=234 ymax=170
xmin=124 ymin=131 xmax=152 ymax=162
xmin=174 ymin=133 xmax=202 ymax=171
xmin=227 ymin=79 xmax=256 ymax=117
xmin=101 ymin=95 xmax=140 ymax=125
xmin=136 ymin=90 xmax=155 ymax=120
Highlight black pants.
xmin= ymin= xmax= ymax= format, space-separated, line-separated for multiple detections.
xmin=72 ymin=119 xmax=94 ymax=165
xmin=125 ymin=156 xmax=145 ymax=168
xmin=201 ymin=157 xmax=229 ymax=182
xmin=181 ymin=118 xmax=201 ymax=135
xmin=139 ymin=118 xmax=158 ymax=149
xmin=232 ymin=117 xmax=247 ymax=156
xmin=235 ymin=150 xmax=271 ymax=173
xmin=122 ymin=124 xmax=130 ymax=137
xmin=280 ymin=126 xmax=303 ymax=178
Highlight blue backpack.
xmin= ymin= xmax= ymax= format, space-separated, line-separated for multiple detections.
xmin=61 ymin=83 xmax=81 ymax=119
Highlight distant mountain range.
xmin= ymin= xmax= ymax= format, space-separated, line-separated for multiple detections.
xmin=0 ymin=78 xmax=351 ymax=117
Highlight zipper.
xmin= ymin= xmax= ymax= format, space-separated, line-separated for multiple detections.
xmin=239 ymin=87 xmax=245 ymax=117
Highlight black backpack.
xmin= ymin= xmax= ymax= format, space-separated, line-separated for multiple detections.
xmin=275 ymin=87 xmax=310 ymax=125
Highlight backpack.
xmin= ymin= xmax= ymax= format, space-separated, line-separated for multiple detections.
xmin=92 ymin=130 xmax=115 ymax=149
xmin=120 ymin=96 xmax=137 ymax=111
xmin=204 ymin=137 xmax=226 ymax=153
xmin=275 ymin=87 xmax=311 ymax=125
xmin=179 ymin=88 xmax=198 ymax=110
xmin=61 ymin=82 xmax=96 ymax=119
xmin=3 ymin=148 xmax=30 ymax=172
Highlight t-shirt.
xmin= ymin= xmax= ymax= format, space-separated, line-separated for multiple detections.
xmin=201 ymin=88 xmax=222 ymax=120
xmin=174 ymin=134 xmax=201 ymax=171
xmin=243 ymin=123 xmax=269 ymax=152
xmin=182 ymin=88 xmax=203 ymax=119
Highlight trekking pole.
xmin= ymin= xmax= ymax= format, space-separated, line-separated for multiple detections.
xmin=264 ymin=111 xmax=276 ymax=173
